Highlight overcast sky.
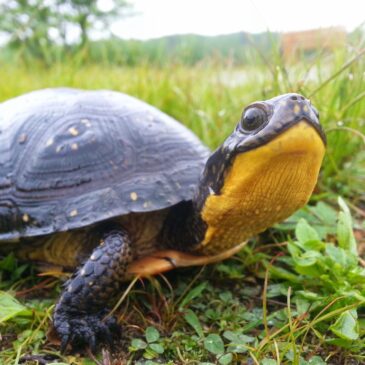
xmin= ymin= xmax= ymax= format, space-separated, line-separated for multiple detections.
xmin=107 ymin=0 xmax=364 ymax=39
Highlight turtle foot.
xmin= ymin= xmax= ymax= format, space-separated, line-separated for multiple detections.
xmin=53 ymin=307 xmax=120 ymax=354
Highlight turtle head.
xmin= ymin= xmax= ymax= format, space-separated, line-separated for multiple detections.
xmin=195 ymin=93 xmax=326 ymax=254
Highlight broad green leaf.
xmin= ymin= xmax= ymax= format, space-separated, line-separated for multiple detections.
xmin=295 ymin=297 xmax=311 ymax=315
xmin=330 ymin=309 xmax=359 ymax=340
xmin=0 ymin=291 xmax=31 ymax=323
xmin=131 ymin=338 xmax=148 ymax=350
xmin=337 ymin=197 xmax=357 ymax=256
xmin=293 ymin=250 xmax=321 ymax=267
xmin=325 ymin=337 xmax=357 ymax=348
xmin=302 ymin=240 xmax=325 ymax=252
xmin=337 ymin=210 xmax=357 ymax=256
xmin=295 ymin=219 xmax=319 ymax=245
xmin=223 ymin=331 xmax=239 ymax=342
xmin=184 ymin=309 xmax=204 ymax=338
xmin=338 ymin=196 xmax=352 ymax=220
xmin=269 ymin=266 xmax=302 ymax=283
xmin=204 ymin=334 xmax=225 ymax=355
xmin=325 ymin=244 xmax=357 ymax=269
xmin=294 ymin=257 xmax=322 ymax=277
xmin=223 ymin=331 xmax=254 ymax=343
xmin=219 ymin=291 xmax=233 ymax=302
xmin=227 ymin=343 xmax=247 ymax=353
xmin=296 ymin=290 xmax=321 ymax=301
xmin=288 ymin=241 xmax=301 ymax=257
xmin=312 ymin=202 xmax=337 ymax=225
xmin=223 ymin=331 xmax=252 ymax=353
xmin=218 ymin=352 xmax=233 ymax=365
xmin=143 ymin=347 xmax=157 ymax=360
xmin=266 ymin=283 xmax=289 ymax=298
xmin=145 ymin=326 xmax=160 ymax=343
xmin=149 ymin=343 xmax=164 ymax=354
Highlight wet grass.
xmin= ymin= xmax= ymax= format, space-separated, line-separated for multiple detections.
xmin=0 ymin=41 xmax=364 ymax=364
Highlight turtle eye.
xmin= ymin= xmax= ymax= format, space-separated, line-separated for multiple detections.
xmin=241 ymin=107 xmax=267 ymax=132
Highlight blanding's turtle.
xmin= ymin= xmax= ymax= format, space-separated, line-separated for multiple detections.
xmin=0 ymin=89 xmax=326 ymax=352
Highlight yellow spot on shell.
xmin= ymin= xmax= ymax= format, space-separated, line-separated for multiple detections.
xmin=293 ymin=104 xmax=301 ymax=114
xmin=130 ymin=192 xmax=138 ymax=201
xmin=143 ymin=201 xmax=152 ymax=209
xmin=89 ymin=281 xmax=94 ymax=286
xmin=69 ymin=127 xmax=79 ymax=136
xmin=18 ymin=134 xmax=27 ymax=144
xmin=22 ymin=213 xmax=29 ymax=223
xmin=69 ymin=209 xmax=78 ymax=217
xmin=46 ymin=138 xmax=54 ymax=147
xmin=71 ymin=143 xmax=78 ymax=150
xmin=303 ymin=105 xmax=309 ymax=112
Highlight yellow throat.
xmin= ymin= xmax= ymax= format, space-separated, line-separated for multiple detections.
xmin=199 ymin=120 xmax=325 ymax=254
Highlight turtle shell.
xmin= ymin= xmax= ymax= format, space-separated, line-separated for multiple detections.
xmin=0 ymin=88 xmax=210 ymax=240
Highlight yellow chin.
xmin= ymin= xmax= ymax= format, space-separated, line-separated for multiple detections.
xmin=199 ymin=120 xmax=325 ymax=254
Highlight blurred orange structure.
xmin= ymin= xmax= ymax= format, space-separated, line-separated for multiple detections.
xmin=281 ymin=27 xmax=346 ymax=62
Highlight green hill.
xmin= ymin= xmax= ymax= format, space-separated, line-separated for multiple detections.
xmin=88 ymin=32 xmax=279 ymax=66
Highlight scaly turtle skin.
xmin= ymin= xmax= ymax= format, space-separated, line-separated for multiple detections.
xmin=0 ymin=89 xmax=326 ymax=353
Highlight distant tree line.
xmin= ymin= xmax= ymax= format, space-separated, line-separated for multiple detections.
xmin=86 ymin=32 xmax=279 ymax=67
xmin=0 ymin=0 xmax=130 ymax=63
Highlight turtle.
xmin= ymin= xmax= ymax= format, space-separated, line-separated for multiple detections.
xmin=0 ymin=88 xmax=326 ymax=353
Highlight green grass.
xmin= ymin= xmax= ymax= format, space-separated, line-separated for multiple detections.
xmin=0 ymin=42 xmax=364 ymax=364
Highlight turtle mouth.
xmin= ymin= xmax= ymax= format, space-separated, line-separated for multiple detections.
xmin=278 ymin=116 xmax=326 ymax=146
xmin=263 ymin=119 xmax=326 ymax=156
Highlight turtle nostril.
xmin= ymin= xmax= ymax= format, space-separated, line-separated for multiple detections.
xmin=290 ymin=95 xmax=298 ymax=101
xmin=299 ymin=96 xmax=305 ymax=101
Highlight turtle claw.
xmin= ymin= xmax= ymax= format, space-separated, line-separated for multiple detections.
xmin=99 ymin=322 xmax=113 ymax=348
xmin=53 ymin=307 xmax=120 ymax=354
xmin=60 ymin=335 xmax=70 ymax=355
xmin=89 ymin=334 xmax=97 ymax=354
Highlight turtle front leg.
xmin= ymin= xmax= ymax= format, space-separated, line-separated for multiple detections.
xmin=53 ymin=229 xmax=132 ymax=353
